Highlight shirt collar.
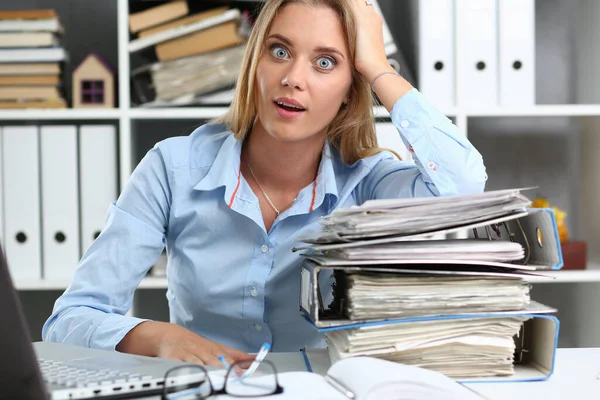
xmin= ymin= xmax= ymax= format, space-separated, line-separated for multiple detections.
xmin=192 ymin=132 xmax=340 ymax=214
xmin=193 ymin=133 xmax=242 ymax=206
xmin=312 ymin=141 xmax=339 ymax=213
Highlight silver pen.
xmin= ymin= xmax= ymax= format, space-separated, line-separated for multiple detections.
xmin=324 ymin=374 xmax=356 ymax=399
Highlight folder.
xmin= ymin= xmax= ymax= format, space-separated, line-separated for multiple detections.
xmin=300 ymin=298 xmax=559 ymax=383
xmin=1 ymin=126 xmax=42 ymax=280
xmin=497 ymin=0 xmax=535 ymax=106
xmin=375 ymin=122 xmax=412 ymax=161
xmin=78 ymin=125 xmax=118 ymax=255
xmin=455 ymin=0 xmax=498 ymax=108
xmin=295 ymin=206 xmax=563 ymax=272
xmin=40 ymin=125 xmax=80 ymax=280
xmin=299 ymin=260 xmax=560 ymax=382
xmin=416 ymin=0 xmax=455 ymax=109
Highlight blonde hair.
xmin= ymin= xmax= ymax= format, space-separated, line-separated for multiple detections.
xmin=213 ymin=0 xmax=395 ymax=165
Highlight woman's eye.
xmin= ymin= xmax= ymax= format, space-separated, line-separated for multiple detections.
xmin=316 ymin=56 xmax=335 ymax=70
xmin=271 ymin=46 xmax=288 ymax=59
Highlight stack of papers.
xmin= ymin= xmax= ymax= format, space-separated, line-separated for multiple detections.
xmin=339 ymin=275 xmax=530 ymax=320
xmin=326 ymin=316 xmax=530 ymax=378
xmin=321 ymin=239 xmax=525 ymax=262
xmin=297 ymin=188 xmax=531 ymax=244
xmin=296 ymin=188 xmax=561 ymax=379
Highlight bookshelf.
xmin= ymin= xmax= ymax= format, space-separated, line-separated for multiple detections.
xmin=1 ymin=0 xmax=600 ymax=345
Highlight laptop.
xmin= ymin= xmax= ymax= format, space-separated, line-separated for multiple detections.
xmin=0 ymin=243 xmax=217 ymax=400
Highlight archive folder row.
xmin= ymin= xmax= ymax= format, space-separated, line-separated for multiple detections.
xmin=416 ymin=0 xmax=535 ymax=109
xmin=0 ymin=124 xmax=118 ymax=281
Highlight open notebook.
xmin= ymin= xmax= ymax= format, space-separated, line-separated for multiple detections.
xmin=219 ymin=356 xmax=485 ymax=400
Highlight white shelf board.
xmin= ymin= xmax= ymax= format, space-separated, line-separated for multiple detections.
xmin=0 ymin=109 xmax=122 ymax=120
xmin=138 ymin=277 xmax=168 ymax=289
xmin=525 ymin=268 xmax=600 ymax=284
xmin=14 ymin=269 xmax=600 ymax=290
xmin=464 ymin=104 xmax=600 ymax=117
xmin=5 ymin=104 xmax=599 ymax=121
xmin=128 ymin=106 xmax=458 ymax=120
xmin=128 ymin=107 xmax=229 ymax=120
xmin=15 ymin=276 xmax=168 ymax=291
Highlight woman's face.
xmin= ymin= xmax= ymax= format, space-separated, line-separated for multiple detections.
xmin=254 ymin=3 xmax=353 ymax=144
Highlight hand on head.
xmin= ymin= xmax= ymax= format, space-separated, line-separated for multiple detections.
xmin=348 ymin=0 xmax=395 ymax=83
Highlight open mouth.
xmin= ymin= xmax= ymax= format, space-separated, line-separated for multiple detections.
xmin=274 ymin=101 xmax=306 ymax=112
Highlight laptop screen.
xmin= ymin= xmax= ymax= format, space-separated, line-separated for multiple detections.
xmin=0 ymin=244 xmax=48 ymax=399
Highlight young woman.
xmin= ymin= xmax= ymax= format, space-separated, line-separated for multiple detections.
xmin=43 ymin=0 xmax=487 ymax=367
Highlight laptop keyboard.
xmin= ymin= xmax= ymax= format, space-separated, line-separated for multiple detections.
xmin=39 ymin=358 xmax=154 ymax=388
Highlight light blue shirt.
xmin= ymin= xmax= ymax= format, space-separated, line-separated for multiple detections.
xmin=42 ymin=88 xmax=487 ymax=353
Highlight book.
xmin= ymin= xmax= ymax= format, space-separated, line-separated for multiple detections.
xmin=128 ymin=8 xmax=241 ymax=53
xmin=0 ymin=63 xmax=60 ymax=76
xmin=216 ymin=356 xmax=484 ymax=399
xmin=131 ymin=44 xmax=245 ymax=105
xmin=0 ymin=32 xmax=58 ymax=48
xmin=137 ymin=6 xmax=229 ymax=38
xmin=128 ymin=0 xmax=189 ymax=33
xmin=0 ymin=75 xmax=60 ymax=85
xmin=0 ymin=85 xmax=60 ymax=100
xmin=0 ymin=98 xmax=66 ymax=108
xmin=0 ymin=9 xmax=57 ymax=19
xmin=0 ymin=47 xmax=66 ymax=63
xmin=0 ymin=10 xmax=62 ymax=33
xmin=155 ymin=20 xmax=244 ymax=61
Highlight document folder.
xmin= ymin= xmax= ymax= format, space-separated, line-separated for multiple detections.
xmin=299 ymin=261 xmax=559 ymax=383
xmin=297 ymin=208 xmax=563 ymax=271
xmin=299 ymin=304 xmax=559 ymax=383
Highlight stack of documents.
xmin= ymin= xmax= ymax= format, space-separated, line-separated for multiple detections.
xmin=298 ymin=188 xmax=531 ymax=244
xmin=322 ymin=239 xmax=524 ymax=262
xmin=325 ymin=316 xmax=530 ymax=378
xmin=296 ymin=188 xmax=562 ymax=379
xmin=337 ymin=274 xmax=530 ymax=320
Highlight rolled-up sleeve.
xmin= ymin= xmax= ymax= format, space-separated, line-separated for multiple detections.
xmin=42 ymin=144 xmax=172 ymax=350
xmin=358 ymin=88 xmax=487 ymax=202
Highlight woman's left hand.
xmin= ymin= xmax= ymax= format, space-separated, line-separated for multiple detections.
xmin=350 ymin=0 xmax=395 ymax=83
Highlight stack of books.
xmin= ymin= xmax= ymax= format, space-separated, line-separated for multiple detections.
xmin=0 ymin=9 xmax=67 ymax=109
xmin=295 ymin=188 xmax=563 ymax=381
xmin=127 ymin=1 xmax=251 ymax=107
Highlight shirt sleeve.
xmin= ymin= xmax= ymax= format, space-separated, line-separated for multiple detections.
xmin=357 ymin=88 xmax=487 ymax=202
xmin=41 ymin=144 xmax=172 ymax=351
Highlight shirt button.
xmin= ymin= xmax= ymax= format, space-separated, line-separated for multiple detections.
xmin=255 ymin=324 xmax=263 ymax=331
xmin=428 ymin=161 xmax=437 ymax=171
xmin=400 ymin=119 xmax=410 ymax=129
xmin=250 ymin=287 xmax=258 ymax=297
xmin=260 ymin=245 xmax=269 ymax=253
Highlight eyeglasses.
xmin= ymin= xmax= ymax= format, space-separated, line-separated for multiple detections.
xmin=162 ymin=359 xmax=284 ymax=400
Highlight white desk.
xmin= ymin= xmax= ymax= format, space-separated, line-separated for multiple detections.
xmin=466 ymin=348 xmax=600 ymax=400
xmin=140 ymin=348 xmax=599 ymax=399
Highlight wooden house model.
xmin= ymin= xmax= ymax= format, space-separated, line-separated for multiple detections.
xmin=72 ymin=52 xmax=115 ymax=108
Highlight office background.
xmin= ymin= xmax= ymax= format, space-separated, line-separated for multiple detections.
xmin=0 ymin=0 xmax=599 ymax=350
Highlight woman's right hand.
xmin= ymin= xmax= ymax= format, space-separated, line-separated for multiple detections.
xmin=117 ymin=321 xmax=255 ymax=367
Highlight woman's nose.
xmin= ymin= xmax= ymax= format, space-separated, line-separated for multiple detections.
xmin=281 ymin=61 xmax=308 ymax=90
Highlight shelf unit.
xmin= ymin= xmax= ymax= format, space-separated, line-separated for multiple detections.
xmin=2 ymin=0 xmax=600 ymax=345
xmin=12 ymin=267 xmax=600 ymax=292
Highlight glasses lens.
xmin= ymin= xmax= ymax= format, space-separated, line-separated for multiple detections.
xmin=225 ymin=360 xmax=278 ymax=397
xmin=164 ymin=366 xmax=211 ymax=400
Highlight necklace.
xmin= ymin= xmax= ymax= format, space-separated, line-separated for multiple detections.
xmin=246 ymin=162 xmax=296 ymax=216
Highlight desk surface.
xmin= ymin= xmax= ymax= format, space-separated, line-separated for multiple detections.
xmin=466 ymin=348 xmax=600 ymax=400
xmin=139 ymin=348 xmax=599 ymax=399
